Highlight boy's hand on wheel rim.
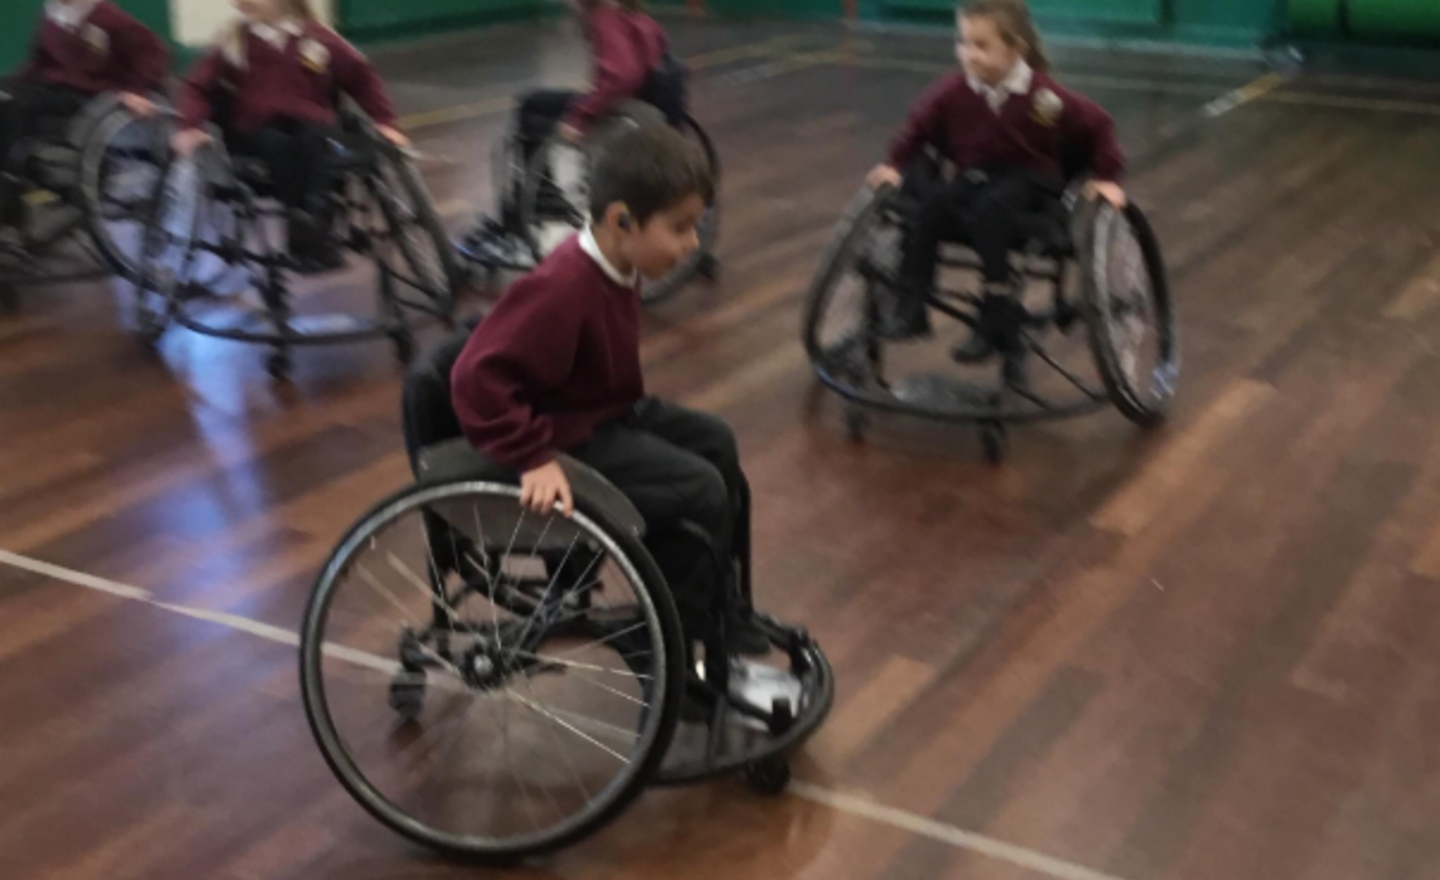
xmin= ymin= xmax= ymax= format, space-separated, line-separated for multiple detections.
xmin=520 ymin=461 xmax=574 ymax=517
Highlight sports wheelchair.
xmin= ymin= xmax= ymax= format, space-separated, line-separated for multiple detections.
xmin=802 ymin=157 xmax=1179 ymax=463
xmin=458 ymin=97 xmax=721 ymax=305
xmin=133 ymin=108 xmax=462 ymax=380
xmin=0 ymin=88 xmax=169 ymax=309
xmin=299 ymin=328 xmax=833 ymax=860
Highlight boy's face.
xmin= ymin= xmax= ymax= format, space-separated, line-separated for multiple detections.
xmin=233 ymin=0 xmax=279 ymax=22
xmin=619 ymin=194 xmax=707 ymax=282
xmin=956 ymin=14 xmax=1022 ymax=87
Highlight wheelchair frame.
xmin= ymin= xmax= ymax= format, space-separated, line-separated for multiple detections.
xmin=0 ymin=91 xmax=169 ymax=307
xmin=132 ymin=111 xmax=461 ymax=379
xmin=803 ymin=179 xmax=1180 ymax=462
xmin=297 ymin=333 xmax=833 ymax=861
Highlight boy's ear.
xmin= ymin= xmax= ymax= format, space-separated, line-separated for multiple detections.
xmin=602 ymin=201 xmax=633 ymax=231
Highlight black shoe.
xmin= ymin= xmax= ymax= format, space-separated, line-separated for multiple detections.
xmin=1002 ymin=351 xmax=1032 ymax=395
xmin=950 ymin=332 xmax=997 ymax=364
xmin=287 ymin=210 xmax=344 ymax=275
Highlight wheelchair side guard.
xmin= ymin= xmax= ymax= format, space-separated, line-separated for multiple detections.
xmin=416 ymin=437 xmax=647 ymax=540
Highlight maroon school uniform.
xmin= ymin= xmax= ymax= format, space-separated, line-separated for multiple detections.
xmin=179 ymin=20 xmax=396 ymax=133
xmin=563 ymin=5 xmax=668 ymax=130
xmin=19 ymin=1 xmax=168 ymax=96
xmin=888 ymin=69 xmax=1125 ymax=182
xmin=451 ymin=235 xmax=644 ymax=472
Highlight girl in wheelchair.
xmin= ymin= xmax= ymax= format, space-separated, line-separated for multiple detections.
xmin=451 ymin=122 xmax=767 ymax=655
xmin=866 ymin=0 xmax=1127 ymax=383
xmin=172 ymin=0 xmax=408 ymax=273
xmin=464 ymin=0 xmax=686 ymax=257
xmin=0 ymin=0 xmax=167 ymax=243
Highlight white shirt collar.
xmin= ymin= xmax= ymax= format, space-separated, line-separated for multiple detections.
xmin=249 ymin=17 xmax=305 ymax=50
xmin=579 ymin=226 xmax=639 ymax=288
xmin=46 ymin=0 xmax=101 ymax=30
xmin=967 ymin=59 xmax=1033 ymax=113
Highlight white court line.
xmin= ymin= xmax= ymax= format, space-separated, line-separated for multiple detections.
xmin=0 ymin=548 xmax=1136 ymax=880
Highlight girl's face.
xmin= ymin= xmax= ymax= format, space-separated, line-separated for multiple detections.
xmin=233 ymin=0 xmax=282 ymax=23
xmin=956 ymin=13 xmax=1024 ymax=87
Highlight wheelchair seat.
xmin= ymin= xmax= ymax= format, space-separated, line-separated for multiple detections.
xmin=401 ymin=320 xmax=647 ymax=539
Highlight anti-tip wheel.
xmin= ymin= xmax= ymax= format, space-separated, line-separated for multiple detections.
xmin=980 ymin=422 xmax=1007 ymax=465
xmin=846 ymin=407 xmax=870 ymax=443
xmin=267 ymin=351 xmax=293 ymax=382
xmin=388 ymin=677 xmax=426 ymax=724
xmin=744 ymin=757 xmax=791 ymax=795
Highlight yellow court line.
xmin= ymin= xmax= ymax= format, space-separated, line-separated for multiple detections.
xmin=397 ymin=32 xmax=813 ymax=132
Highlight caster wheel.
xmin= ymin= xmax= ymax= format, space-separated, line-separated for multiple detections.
xmin=696 ymin=252 xmax=720 ymax=281
xmin=388 ymin=676 xmax=426 ymax=723
xmin=744 ymin=757 xmax=791 ymax=795
xmin=267 ymin=352 xmax=292 ymax=381
xmin=846 ymin=407 xmax=869 ymax=443
xmin=393 ymin=333 xmax=416 ymax=365
xmin=768 ymin=697 xmax=794 ymax=736
xmin=980 ymin=422 xmax=1007 ymax=465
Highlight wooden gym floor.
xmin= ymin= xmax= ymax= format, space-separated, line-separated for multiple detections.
xmin=5 ymin=16 xmax=1440 ymax=880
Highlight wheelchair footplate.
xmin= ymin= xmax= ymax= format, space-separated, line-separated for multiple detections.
xmin=891 ymin=371 xmax=1000 ymax=412
xmin=654 ymin=614 xmax=834 ymax=794
xmin=455 ymin=217 xmax=536 ymax=273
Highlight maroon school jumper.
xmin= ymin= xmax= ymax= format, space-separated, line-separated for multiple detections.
xmin=18 ymin=1 xmax=169 ymax=95
xmin=179 ymin=21 xmax=396 ymax=133
xmin=888 ymin=70 xmax=1125 ymax=182
xmin=451 ymin=236 xmax=645 ymax=472
xmin=563 ymin=5 xmax=668 ymax=130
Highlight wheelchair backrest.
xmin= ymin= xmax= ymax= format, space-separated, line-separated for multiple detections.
xmin=401 ymin=317 xmax=482 ymax=475
xmin=637 ymin=52 xmax=689 ymax=125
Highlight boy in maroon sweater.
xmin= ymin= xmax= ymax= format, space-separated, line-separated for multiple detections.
xmin=1 ymin=0 xmax=168 ymax=232
xmin=867 ymin=0 xmax=1127 ymax=365
xmin=452 ymin=124 xmax=762 ymax=648
xmin=172 ymin=0 xmax=405 ymax=271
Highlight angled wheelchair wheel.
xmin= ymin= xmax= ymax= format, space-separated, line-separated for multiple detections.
xmin=1078 ymin=201 xmax=1179 ymax=427
xmin=373 ymin=147 xmax=461 ymax=313
xmin=300 ymin=481 xmax=686 ymax=861
xmin=78 ymin=99 xmax=172 ymax=283
xmin=801 ymin=183 xmax=900 ymax=390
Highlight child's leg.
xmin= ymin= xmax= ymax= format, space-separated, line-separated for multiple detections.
xmin=966 ymin=175 xmax=1045 ymax=289
xmin=890 ymin=177 xmax=975 ymax=339
xmin=501 ymin=90 xmax=578 ymax=230
xmin=568 ymin=419 xmax=732 ymax=638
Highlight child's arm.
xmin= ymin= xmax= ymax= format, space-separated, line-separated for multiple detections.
xmin=173 ymin=49 xmax=227 ymax=155
xmin=327 ymin=34 xmax=406 ymax=146
xmin=1064 ymin=92 xmax=1127 ymax=207
xmin=112 ymin=13 xmax=169 ymax=116
xmin=451 ymin=279 xmax=583 ymax=512
xmin=870 ymin=77 xmax=953 ymax=189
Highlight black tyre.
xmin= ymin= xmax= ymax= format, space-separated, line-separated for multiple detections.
xmin=300 ymin=481 xmax=686 ymax=861
xmin=1078 ymin=200 xmax=1179 ymax=427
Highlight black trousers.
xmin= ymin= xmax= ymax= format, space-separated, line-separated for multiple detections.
xmin=0 ymin=82 xmax=91 ymax=227
xmin=227 ymin=120 xmax=346 ymax=215
xmin=895 ymin=169 xmax=1064 ymax=332
xmin=568 ymin=397 xmax=744 ymax=636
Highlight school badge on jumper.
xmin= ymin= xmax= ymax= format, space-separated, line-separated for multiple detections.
xmin=83 ymin=24 xmax=110 ymax=55
xmin=300 ymin=39 xmax=331 ymax=74
xmin=1031 ymin=88 xmax=1064 ymax=127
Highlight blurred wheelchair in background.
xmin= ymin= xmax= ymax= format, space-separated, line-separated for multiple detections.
xmin=134 ymin=106 xmax=461 ymax=379
xmin=803 ymin=153 xmax=1179 ymax=462
xmin=0 ymin=88 xmax=169 ymax=310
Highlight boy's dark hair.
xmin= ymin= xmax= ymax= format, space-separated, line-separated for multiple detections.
xmin=587 ymin=123 xmax=714 ymax=225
